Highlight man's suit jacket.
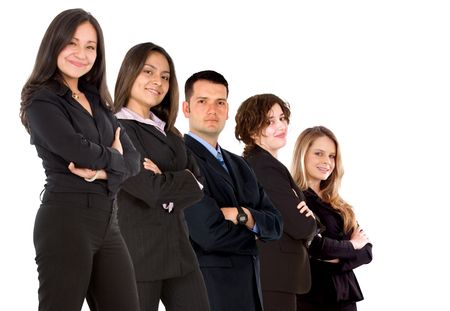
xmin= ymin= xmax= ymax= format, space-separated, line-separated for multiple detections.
xmin=184 ymin=135 xmax=283 ymax=311
xmin=116 ymin=120 xmax=203 ymax=281
xmin=246 ymin=145 xmax=318 ymax=294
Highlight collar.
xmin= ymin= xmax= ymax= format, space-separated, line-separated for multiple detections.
xmin=115 ymin=107 xmax=166 ymax=135
xmin=186 ymin=132 xmax=223 ymax=158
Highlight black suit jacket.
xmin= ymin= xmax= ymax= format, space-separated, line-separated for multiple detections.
xmin=246 ymin=145 xmax=318 ymax=294
xmin=300 ymin=189 xmax=373 ymax=304
xmin=184 ymin=135 xmax=283 ymax=311
xmin=116 ymin=120 xmax=203 ymax=281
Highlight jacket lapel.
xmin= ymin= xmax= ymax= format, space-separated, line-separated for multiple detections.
xmin=185 ymin=135 xmax=235 ymax=188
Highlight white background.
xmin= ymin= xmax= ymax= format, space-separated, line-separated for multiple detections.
xmin=1 ymin=1 xmax=449 ymax=310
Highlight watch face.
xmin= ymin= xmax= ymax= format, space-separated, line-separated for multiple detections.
xmin=237 ymin=213 xmax=248 ymax=224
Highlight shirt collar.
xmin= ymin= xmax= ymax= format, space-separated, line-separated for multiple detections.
xmin=186 ymin=132 xmax=223 ymax=158
xmin=115 ymin=107 xmax=166 ymax=135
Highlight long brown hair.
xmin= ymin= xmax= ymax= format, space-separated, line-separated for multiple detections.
xmin=20 ymin=8 xmax=111 ymax=132
xmin=235 ymin=93 xmax=290 ymax=157
xmin=113 ymin=42 xmax=179 ymax=134
xmin=291 ymin=126 xmax=357 ymax=233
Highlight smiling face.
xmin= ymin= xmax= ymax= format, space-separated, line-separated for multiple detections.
xmin=305 ymin=135 xmax=337 ymax=185
xmin=57 ymin=22 xmax=97 ymax=84
xmin=183 ymin=79 xmax=229 ymax=146
xmin=127 ymin=51 xmax=170 ymax=118
xmin=254 ymin=103 xmax=288 ymax=157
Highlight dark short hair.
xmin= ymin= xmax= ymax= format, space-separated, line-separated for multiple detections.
xmin=184 ymin=70 xmax=228 ymax=101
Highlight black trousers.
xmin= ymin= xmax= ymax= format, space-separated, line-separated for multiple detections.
xmin=297 ymin=298 xmax=357 ymax=311
xmin=34 ymin=191 xmax=140 ymax=311
xmin=137 ymin=269 xmax=210 ymax=311
xmin=262 ymin=290 xmax=298 ymax=311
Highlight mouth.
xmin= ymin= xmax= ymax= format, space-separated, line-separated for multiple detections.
xmin=275 ymin=133 xmax=286 ymax=139
xmin=68 ymin=60 xmax=88 ymax=68
xmin=317 ymin=167 xmax=329 ymax=174
xmin=146 ymin=88 xmax=161 ymax=95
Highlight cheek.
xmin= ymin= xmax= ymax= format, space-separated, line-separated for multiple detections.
xmin=88 ymin=52 xmax=97 ymax=64
xmin=264 ymin=126 xmax=276 ymax=136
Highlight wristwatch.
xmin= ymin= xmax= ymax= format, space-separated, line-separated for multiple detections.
xmin=236 ymin=206 xmax=248 ymax=225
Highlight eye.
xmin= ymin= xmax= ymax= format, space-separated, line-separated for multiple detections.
xmin=143 ymin=69 xmax=152 ymax=75
xmin=217 ymin=101 xmax=227 ymax=106
xmin=315 ymin=151 xmax=323 ymax=156
xmin=162 ymin=75 xmax=170 ymax=81
xmin=68 ymin=41 xmax=77 ymax=46
xmin=198 ymin=99 xmax=206 ymax=104
xmin=87 ymin=45 xmax=96 ymax=51
xmin=330 ymin=155 xmax=336 ymax=159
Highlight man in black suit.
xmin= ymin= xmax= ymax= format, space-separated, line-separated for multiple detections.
xmin=182 ymin=70 xmax=283 ymax=311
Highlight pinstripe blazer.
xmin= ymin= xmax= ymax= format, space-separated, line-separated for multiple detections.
xmin=116 ymin=119 xmax=203 ymax=281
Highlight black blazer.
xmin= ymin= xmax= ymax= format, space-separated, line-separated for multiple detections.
xmin=184 ymin=135 xmax=283 ymax=310
xmin=26 ymin=81 xmax=140 ymax=196
xmin=245 ymin=145 xmax=318 ymax=294
xmin=116 ymin=120 xmax=203 ymax=281
xmin=300 ymin=189 xmax=373 ymax=304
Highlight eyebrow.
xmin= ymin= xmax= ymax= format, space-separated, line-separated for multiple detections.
xmin=143 ymin=64 xmax=170 ymax=74
xmin=71 ymin=37 xmax=97 ymax=44
xmin=268 ymin=113 xmax=285 ymax=119
xmin=313 ymin=148 xmax=336 ymax=155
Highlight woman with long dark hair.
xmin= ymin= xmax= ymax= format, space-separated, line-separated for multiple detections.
xmin=113 ymin=42 xmax=210 ymax=311
xmin=20 ymin=9 xmax=140 ymax=311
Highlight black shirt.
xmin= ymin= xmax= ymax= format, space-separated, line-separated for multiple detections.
xmin=26 ymin=80 xmax=140 ymax=197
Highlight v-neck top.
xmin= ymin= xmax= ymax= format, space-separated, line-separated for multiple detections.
xmin=26 ymin=80 xmax=140 ymax=197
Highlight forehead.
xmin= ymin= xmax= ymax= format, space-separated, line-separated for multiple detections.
xmin=268 ymin=103 xmax=283 ymax=116
xmin=73 ymin=22 xmax=97 ymax=41
xmin=310 ymin=136 xmax=336 ymax=152
xmin=192 ymin=80 xmax=227 ymax=98
xmin=144 ymin=52 xmax=169 ymax=70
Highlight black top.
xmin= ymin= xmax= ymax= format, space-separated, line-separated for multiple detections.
xmin=245 ymin=145 xmax=318 ymax=294
xmin=300 ymin=189 xmax=373 ymax=304
xmin=26 ymin=80 xmax=140 ymax=197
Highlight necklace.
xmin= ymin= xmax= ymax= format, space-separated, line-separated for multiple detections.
xmin=72 ymin=91 xmax=80 ymax=100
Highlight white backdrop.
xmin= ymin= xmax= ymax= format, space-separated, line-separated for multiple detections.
xmin=1 ymin=1 xmax=449 ymax=310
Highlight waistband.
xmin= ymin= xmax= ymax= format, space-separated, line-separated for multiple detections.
xmin=41 ymin=190 xmax=115 ymax=211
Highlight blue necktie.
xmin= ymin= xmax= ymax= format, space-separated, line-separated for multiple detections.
xmin=216 ymin=151 xmax=229 ymax=173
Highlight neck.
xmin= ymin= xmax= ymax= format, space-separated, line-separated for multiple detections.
xmin=61 ymin=75 xmax=79 ymax=92
xmin=309 ymin=180 xmax=321 ymax=197
xmin=127 ymin=101 xmax=150 ymax=119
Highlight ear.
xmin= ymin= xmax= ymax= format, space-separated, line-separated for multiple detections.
xmin=182 ymin=101 xmax=190 ymax=118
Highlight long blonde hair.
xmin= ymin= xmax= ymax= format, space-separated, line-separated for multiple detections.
xmin=291 ymin=126 xmax=357 ymax=234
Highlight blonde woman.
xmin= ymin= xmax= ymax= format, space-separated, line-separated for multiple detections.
xmin=292 ymin=126 xmax=372 ymax=311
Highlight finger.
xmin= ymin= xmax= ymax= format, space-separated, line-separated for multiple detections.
xmin=115 ymin=127 xmax=121 ymax=139
xmin=297 ymin=201 xmax=306 ymax=209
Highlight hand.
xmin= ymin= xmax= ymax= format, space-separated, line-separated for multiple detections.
xmin=297 ymin=201 xmax=315 ymax=219
xmin=220 ymin=207 xmax=238 ymax=224
xmin=350 ymin=226 xmax=370 ymax=250
xmin=323 ymin=258 xmax=340 ymax=264
xmin=143 ymin=158 xmax=162 ymax=174
xmin=68 ymin=162 xmax=106 ymax=180
xmin=111 ymin=127 xmax=123 ymax=155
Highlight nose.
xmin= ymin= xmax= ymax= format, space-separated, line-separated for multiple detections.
xmin=206 ymin=102 xmax=217 ymax=115
xmin=73 ymin=46 xmax=86 ymax=59
xmin=276 ymin=119 xmax=287 ymax=130
xmin=151 ymin=75 xmax=162 ymax=86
